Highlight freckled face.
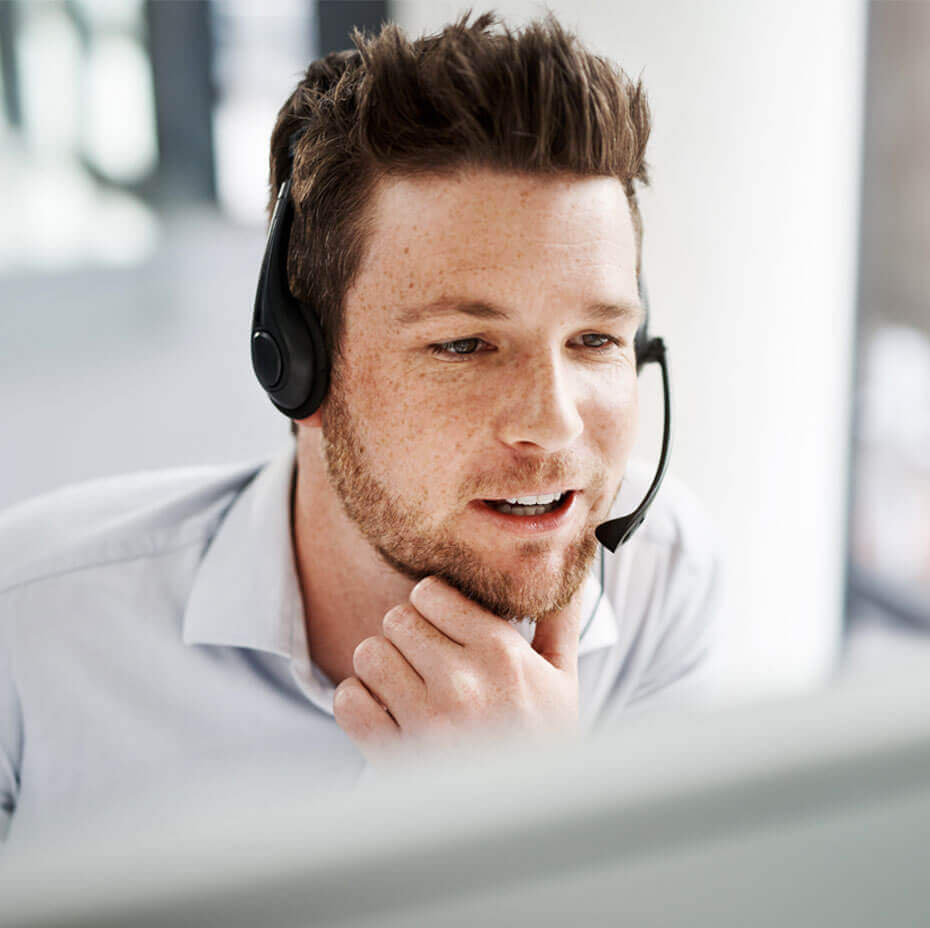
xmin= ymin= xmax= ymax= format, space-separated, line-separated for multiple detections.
xmin=319 ymin=169 xmax=640 ymax=621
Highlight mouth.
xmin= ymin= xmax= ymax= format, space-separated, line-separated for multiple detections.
xmin=469 ymin=490 xmax=578 ymax=535
xmin=482 ymin=492 xmax=572 ymax=516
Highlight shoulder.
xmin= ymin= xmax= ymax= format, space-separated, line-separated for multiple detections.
xmin=601 ymin=459 xmax=724 ymax=708
xmin=617 ymin=458 xmax=721 ymax=574
xmin=0 ymin=459 xmax=265 ymax=597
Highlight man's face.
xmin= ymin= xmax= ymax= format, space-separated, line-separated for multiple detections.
xmin=318 ymin=168 xmax=642 ymax=622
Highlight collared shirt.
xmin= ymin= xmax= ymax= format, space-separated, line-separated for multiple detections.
xmin=0 ymin=443 xmax=722 ymax=847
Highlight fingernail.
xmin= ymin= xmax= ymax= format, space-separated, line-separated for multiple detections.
xmin=412 ymin=576 xmax=434 ymax=598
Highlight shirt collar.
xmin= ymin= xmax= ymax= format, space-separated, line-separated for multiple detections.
xmin=182 ymin=442 xmax=618 ymax=666
xmin=576 ymin=549 xmax=620 ymax=657
xmin=183 ymin=443 xmax=302 ymax=657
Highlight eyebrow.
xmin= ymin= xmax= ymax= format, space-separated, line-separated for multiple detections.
xmin=395 ymin=296 xmax=645 ymax=328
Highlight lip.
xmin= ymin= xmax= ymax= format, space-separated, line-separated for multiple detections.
xmin=467 ymin=491 xmax=579 ymax=536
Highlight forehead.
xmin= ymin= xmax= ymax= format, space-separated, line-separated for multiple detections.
xmin=350 ymin=168 xmax=639 ymax=324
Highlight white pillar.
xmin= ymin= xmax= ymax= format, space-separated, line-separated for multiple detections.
xmin=394 ymin=0 xmax=868 ymax=702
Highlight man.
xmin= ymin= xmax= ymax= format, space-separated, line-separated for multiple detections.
xmin=0 ymin=13 xmax=721 ymax=845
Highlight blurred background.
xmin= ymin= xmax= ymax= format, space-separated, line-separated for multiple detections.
xmin=0 ymin=0 xmax=925 ymax=705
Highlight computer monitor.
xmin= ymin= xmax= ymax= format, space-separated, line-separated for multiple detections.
xmin=2 ymin=657 xmax=929 ymax=927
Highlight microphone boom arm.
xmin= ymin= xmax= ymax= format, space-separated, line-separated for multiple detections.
xmin=594 ymin=337 xmax=671 ymax=552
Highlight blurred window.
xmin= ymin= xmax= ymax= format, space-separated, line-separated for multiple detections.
xmin=0 ymin=1 xmax=387 ymax=271
xmin=0 ymin=0 xmax=159 ymax=270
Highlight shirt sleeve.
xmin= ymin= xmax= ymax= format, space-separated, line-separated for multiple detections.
xmin=623 ymin=541 xmax=725 ymax=715
xmin=0 ymin=590 xmax=24 ymax=843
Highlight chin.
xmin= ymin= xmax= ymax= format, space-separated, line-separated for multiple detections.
xmin=496 ymin=544 xmax=568 ymax=578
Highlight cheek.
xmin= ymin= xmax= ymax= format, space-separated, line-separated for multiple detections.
xmin=583 ymin=372 xmax=639 ymax=460
xmin=344 ymin=351 xmax=485 ymax=484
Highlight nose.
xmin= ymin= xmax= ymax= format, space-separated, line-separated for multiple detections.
xmin=494 ymin=348 xmax=585 ymax=452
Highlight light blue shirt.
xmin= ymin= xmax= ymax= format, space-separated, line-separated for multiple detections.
xmin=0 ymin=443 xmax=722 ymax=847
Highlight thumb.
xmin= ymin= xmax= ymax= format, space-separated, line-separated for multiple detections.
xmin=531 ymin=584 xmax=586 ymax=672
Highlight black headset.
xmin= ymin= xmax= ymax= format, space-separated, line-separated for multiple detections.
xmin=252 ymin=134 xmax=671 ymax=553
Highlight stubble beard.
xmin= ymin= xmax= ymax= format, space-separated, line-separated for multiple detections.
xmin=319 ymin=382 xmax=606 ymax=624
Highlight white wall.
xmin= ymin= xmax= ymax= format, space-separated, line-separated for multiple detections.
xmin=394 ymin=0 xmax=868 ymax=702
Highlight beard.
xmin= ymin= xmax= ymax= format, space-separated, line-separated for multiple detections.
xmin=319 ymin=379 xmax=608 ymax=623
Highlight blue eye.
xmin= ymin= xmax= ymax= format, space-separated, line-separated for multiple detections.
xmin=429 ymin=338 xmax=484 ymax=359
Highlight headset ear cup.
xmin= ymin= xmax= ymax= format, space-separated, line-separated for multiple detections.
xmin=272 ymin=295 xmax=329 ymax=420
xmin=252 ymin=178 xmax=330 ymax=419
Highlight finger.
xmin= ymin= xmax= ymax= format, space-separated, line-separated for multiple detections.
xmin=530 ymin=583 xmax=586 ymax=672
xmin=333 ymin=676 xmax=400 ymax=756
xmin=382 ymin=601 xmax=463 ymax=680
xmin=352 ymin=635 xmax=427 ymax=728
xmin=408 ymin=576 xmax=525 ymax=648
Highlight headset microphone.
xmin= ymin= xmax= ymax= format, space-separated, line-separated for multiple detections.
xmin=251 ymin=135 xmax=673 ymax=550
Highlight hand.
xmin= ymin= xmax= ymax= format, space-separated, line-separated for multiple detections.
xmin=333 ymin=575 xmax=584 ymax=765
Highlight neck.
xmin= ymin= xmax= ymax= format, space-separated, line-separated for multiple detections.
xmin=291 ymin=430 xmax=415 ymax=687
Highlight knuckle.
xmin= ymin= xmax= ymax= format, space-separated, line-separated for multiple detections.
xmin=484 ymin=628 xmax=519 ymax=660
xmin=352 ymin=636 xmax=383 ymax=674
xmin=485 ymin=628 xmax=516 ymax=656
xmin=333 ymin=678 xmax=360 ymax=717
xmin=413 ymin=575 xmax=438 ymax=598
xmin=382 ymin=604 xmax=413 ymax=636
xmin=491 ymin=643 xmax=526 ymax=686
xmin=446 ymin=666 xmax=481 ymax=702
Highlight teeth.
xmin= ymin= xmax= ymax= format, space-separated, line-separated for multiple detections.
xmin=505 ymin=492 xmax=562 ymax=506
xmin=492 ymin=499 xmax=562 ymax=516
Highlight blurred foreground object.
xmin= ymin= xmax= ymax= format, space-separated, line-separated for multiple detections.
xmin=2 ymin=655 xmax=930 ymax=927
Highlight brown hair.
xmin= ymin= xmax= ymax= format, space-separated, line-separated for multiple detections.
xmin=269 ymin=11 xmax=651 ymax=422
